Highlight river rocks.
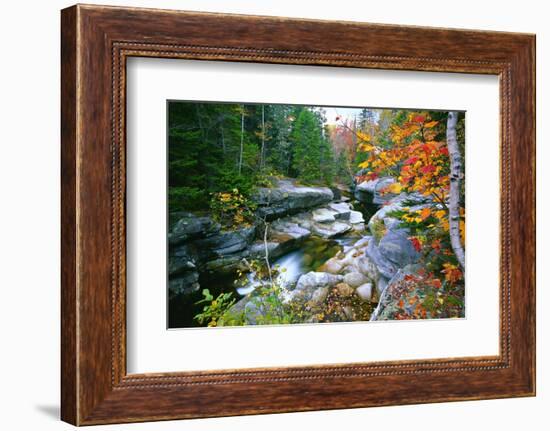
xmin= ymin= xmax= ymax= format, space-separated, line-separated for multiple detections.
xmin=354 ymin=179 xmax=377 ymax=203
xmin=270 ymin=220 xmax=311 ymax=240
xmin=379 ymin=231 xmax=420 ymax=268
xmin=312 ymin=208 xmax=337 ymax=223
xmin=168 ymin=224 xmax=257 ymax=299
xmin=328 ymin=202 xmax=352 ymax=220
xmin=254 ymin=179 xmax=334 ymax=220
xmin=294 ymin=271 xmax=344 ymax=291
xmin=287 ymin=271 xmax=342 ymax=306
xmin=311 ymin=221 xmax=352 ymax=238
xmin=321 ymin=256 xmax=344 ymax=274
xmin=349 ymin=210 xmax=365 ymax=224
xmin=168 ymin=178 xmax=367 ymax=304
xmin=356 ymin=283 xmax=373 ymax=301
xmin=335 ymin=282 xmax=355 ymax=297
xmin=194 ymin=226 xmax=256 ymax=259
xmin=248 ymin=219 xmax=313 ymax=262
xmin=288 ymin=271 xmax=343 ymax=307
xmin=168 ymin=212 xmax=220 ymax=246
xmin=343 ymin=271 xmax=369 ymax=287
xmin=360 ymin=188 xmax=432 ymax=295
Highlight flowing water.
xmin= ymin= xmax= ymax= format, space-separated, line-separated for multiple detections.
xmin=169 ymin=198 xmax=373 ymax=328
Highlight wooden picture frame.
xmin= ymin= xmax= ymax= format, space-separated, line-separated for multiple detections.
xmin=61 ymin=4 xmax=536 ymax=425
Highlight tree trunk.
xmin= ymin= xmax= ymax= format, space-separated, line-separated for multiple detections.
xmin=260 ymin=105 xmax=266 ymax=170
xmin=220 ymin=124 xmax=226 ymax=155
xmin=238 ymin=106 xmax=244 ymax=175
xmin=446 ymin=111 xmax=465 ymax=270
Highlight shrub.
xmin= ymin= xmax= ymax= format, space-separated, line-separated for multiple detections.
xmin=209 ymin=188 xmax=257 ymax=228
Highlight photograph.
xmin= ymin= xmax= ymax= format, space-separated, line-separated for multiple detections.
xmin=167 ymin=102 xmax=466 ymax=328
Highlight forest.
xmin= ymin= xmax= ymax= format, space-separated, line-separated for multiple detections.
xmin=168 ymin=101 xmax=465 ymax=328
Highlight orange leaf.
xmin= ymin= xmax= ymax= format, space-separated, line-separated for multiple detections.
xmin=420 ymin=208 xmax=431 ymax=221
xmin=424 ymin=120 xmax=438 ymax=128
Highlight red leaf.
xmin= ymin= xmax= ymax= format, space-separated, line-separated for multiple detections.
xmin=409 ymin=237 xmax=422 ymax=252
xmin=404 ymin=156 xmax=419 ymax=166
xmin=420 ymin=164 xmax=436 ymax=174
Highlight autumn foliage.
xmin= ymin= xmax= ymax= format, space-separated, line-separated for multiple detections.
xmin=355 ymin=111 xmax=465 ymax=316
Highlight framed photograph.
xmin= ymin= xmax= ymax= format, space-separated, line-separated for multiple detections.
xmin=61 ymin=4 xmax=536 ymax=425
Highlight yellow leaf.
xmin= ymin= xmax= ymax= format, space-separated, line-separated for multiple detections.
xmin=424 ymin=120 xmax=439 ymax=128
xmin=386 ymin=183 xmax=402 ymax=194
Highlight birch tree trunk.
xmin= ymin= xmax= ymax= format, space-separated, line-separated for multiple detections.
xmin=446 ymin=111 xmax=465 ymax=270
xmin=260 ymin=105 xmax=266 ymax=170
xmin=238 ymin=106 xmax=244 ymax=175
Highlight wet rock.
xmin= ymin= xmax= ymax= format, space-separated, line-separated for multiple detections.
xmin=249 ymin=241 xmax=281 ymax=259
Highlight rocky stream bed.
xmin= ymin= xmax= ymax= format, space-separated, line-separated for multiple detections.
xmin=168 ymin=177 xmax=434 ymax=327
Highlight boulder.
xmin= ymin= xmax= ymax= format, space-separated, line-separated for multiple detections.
xmin=288 ymin=271 xmax=343 ymax=305
xmin=328 ymin=202 xmax=352 ymax=220
xmin=371 ymin=264 xmax=422 ymax=321
xmin=194 ymin=226 xmax=256 ymax=260
xmin=168 ymin=212 xmax=220 ymax=246
xmin=254 ymin=179 xmax=334 ymax=220
xmin=312 ymin=208 xmax=337 ymax=223
xmin=349 ymin=210 xmax=365 ymax=224
xmin=310 ymin=286 xmax=330 ymax=305
xmin=249 ymin=220 xmax=312 ymax=260
xmin=378 ymin=230 xmax=420 ymax=268
xmin=320 ymin=257 xmax=344 ymax=274
xmin=356 ymin=283 xmax=373 ymax=301
xmin=168 ymin=244 xmax=197 ymax=276
xmin=365 ymin=230 xmax=420 ymax=281
xmin=372 ymin=177 xmax=399 ymax=204
xmin=294 ymin=271 xmax=344 ymax=291
xmin=354 ymin=179 xmax=378 ymax=203
xmin=354 ymin=177 xmax=402 ymax=205
xmin=335 ymin=282 xmax=355 ymax=297
xmin=311 ymin=221 xmax=352 ymax=238
xmin=343 ymin=271 xmax=369 ymax=287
